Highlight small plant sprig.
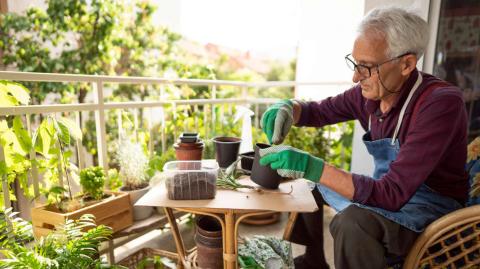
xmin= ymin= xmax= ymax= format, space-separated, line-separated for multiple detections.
xmin=216 ymin=159 xmax=293 ymax=195
xmin=79 ymin=166 xmax=106 ymax=200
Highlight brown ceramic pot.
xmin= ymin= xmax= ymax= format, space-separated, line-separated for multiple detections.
xmin=174 ymin=140 xmax=204 ymax=161
xmin=195 ymin=216 xmax=223 ymax=269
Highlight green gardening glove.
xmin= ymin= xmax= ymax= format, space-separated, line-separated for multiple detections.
xmin=261 ymin=100 xmax=294 ymax=144
xmin=259 ymin=145 xmax=324 ymax=182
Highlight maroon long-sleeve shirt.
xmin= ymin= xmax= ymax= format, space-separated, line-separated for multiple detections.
xmin=297 ymin=70 xmax=469 ymax=211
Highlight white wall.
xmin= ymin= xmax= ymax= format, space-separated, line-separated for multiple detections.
xmin=295 ymin=0 xmax=364 ymax=101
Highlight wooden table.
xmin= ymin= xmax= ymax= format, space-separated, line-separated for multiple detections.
xmin=136 ymin=177 xmax=317 ymax=269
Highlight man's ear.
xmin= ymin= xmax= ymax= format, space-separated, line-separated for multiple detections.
xmin=401 ymin=54 xmax=418 ymax=76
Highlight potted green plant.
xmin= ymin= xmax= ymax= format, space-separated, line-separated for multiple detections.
xmin=31 ymin=166 xmax=133 ymax=238
xmin=0 ymin=208 xmax=120 ymax=268
xmin=80 ymin=166 xmax=106 ymax=200
xmin=117 ymin=139 xmax=154 ymax=220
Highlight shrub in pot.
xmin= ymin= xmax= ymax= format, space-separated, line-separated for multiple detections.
xmin=80 ymin=166 xmax=106 ymax=201
xmin=31 ymin=166 xmax=133 ymax=238
xmin=117 ymin=139 xmax=154 ymax=220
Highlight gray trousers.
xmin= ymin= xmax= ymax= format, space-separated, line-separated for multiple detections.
xmin=289 ymin=189 xmax=419 ymax=269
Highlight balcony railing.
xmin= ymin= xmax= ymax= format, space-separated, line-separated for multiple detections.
xmin=0 ymin=70 xmax=352 ymax=210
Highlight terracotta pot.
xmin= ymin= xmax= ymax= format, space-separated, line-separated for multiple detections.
xmin=195 ymin=216 xmax=223 ymax=269
xmin=242 ymin=212 xmax=281 ymax=225
xmin=212 ymin=136 xmax=241 ymax=168
xmin=250 ymin=143 xmax=285 ymax=189
xmin=174 ymin=140 xmax=204 ymax=161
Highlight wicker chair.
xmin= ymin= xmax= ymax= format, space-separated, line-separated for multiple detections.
xmin=402 ymin=205 xmax=480 ymax=269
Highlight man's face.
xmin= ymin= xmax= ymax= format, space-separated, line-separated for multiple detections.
xmin=350 ymin=35 xmax=405 ymax=101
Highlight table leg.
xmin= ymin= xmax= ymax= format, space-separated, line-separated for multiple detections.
xmin=164 ymin=207 xmax=187 ymax=268
xmin=224 ymin=210 xmax=237 ymax=269
xmin=283 ymin=212 xmax=298 ymax=240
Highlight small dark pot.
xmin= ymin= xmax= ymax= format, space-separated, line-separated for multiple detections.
xmin=212 ymin=136 xmax=241 ymax=168
xmin=240 ymin=151 xmax=255 ymax=172
xmin=251 ymin=143 xmax=285 ymax=189
xmin=179 ymin=132 xmax=199 ymax=143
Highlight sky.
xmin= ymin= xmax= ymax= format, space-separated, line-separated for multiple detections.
xmin=154 ymin=0 xmax=301 ymax=60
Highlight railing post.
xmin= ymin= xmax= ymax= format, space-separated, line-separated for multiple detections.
xmin=160 ymin=85 xmax=166 ymax=154
xmin=75 ymin=112 xmax=85 ymax=171
xmin=0 ymin=145 xmax=11 ymax=208
xmin=55 ymin=140 xmax=64 ymax=188
xmin=26 ymin=114 xmax=40 ymax=201
xmin=133 ymin=108 xmax=139 ymax=143
xmin=147 ymin=108 xmax=154 ymax=158
xmin=211 ymin=85 xmax=216 ymax=135
xmin=93 ymin=80 xmax=109 ymax=170
xmin=255 ymin=103 xmax=260 ymax=129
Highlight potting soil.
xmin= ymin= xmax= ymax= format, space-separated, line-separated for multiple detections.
xmin=166 ymin=171 xmax=216 ymax=200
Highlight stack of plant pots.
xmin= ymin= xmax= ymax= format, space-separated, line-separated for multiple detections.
xmin=174 ymin=132 xmax=204 ymax=161
xmin=195 ymin=216 xmax=223 ymax=269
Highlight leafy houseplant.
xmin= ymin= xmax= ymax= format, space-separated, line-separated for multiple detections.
xmin=31 ymin=125 xmax=132 ymax=238
xmin=117 ymin=139 xmax=154 ymax=220
xmin=0 ymin=209 xmax=120 ymax=269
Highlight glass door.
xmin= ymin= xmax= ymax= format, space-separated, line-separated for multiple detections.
xmin=431 ymin=0 xmax=480 ymax=141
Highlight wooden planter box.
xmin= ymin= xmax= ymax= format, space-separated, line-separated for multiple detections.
xmin=31 ymin=191 xmax=133 ymax=238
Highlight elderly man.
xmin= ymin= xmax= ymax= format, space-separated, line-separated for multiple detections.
xmin=260 ymin=7 xmax=468 ymax=269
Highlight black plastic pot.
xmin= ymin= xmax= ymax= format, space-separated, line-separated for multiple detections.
xmin=239 ymin=151 xmax=255 ymax=172
xmin=250 ymin=143 xmax=285 ymax=189
xmin=179 ymin=132 xmax=199 ymax=143
xmin=212 ymin=136 xmax=241 ymax=168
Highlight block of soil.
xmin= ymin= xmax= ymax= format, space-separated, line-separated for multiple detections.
xmin=166 ymin=171 xmax=217 ymax=200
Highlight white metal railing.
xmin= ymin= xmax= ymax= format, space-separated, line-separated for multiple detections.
xmin=0 ymin=71 xmax=351 ymax=207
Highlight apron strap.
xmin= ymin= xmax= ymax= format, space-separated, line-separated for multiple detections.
xmin=391 ymin=72 xmax=423 ymax=145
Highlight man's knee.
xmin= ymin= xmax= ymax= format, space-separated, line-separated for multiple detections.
xmin=329 ymin=205 xmax=373 ymax=238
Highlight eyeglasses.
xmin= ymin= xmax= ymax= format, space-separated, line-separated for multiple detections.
xmin=345 ymin=52 xmax=411 ymax=78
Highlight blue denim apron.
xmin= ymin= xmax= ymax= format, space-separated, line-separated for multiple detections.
xmin=318 ymin=72 xmax=462 ymax=232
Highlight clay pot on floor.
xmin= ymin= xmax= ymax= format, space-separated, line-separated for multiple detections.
xmin=250 ymin=143 xmax=285 ymax=189
xmin=212 ymin=136 xmax=241 ymax=168
xmin=195 ymin=216 xmax=223 ymax=269
xmin=242 ymin=212 xmax=282 ymax=225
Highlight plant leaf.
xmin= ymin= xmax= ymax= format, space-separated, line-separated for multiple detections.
xmin=2 ymin=81 xmax=30 ymax=105
xmin=13 ymin=116 xmax=32 ymax=152
xmin=38 ymin=123 xmax=52 ymax=157
xmin=57 ymin=116 xmax=82 ymax=141
xmin=53 ymin=118 xmax=70 ymax=145
xmin=0 ymin=87 xmax=18 ymax=106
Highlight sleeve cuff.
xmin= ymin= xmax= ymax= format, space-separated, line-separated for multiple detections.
xmin=304 ymin=156 xmax=324 ymax=182
xmin=351 ymin=173 xmax=374 ymax=203
xmin=295 ymin=100 xmax=310 ymax=126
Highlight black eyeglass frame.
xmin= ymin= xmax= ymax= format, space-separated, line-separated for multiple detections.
xmin=345 ymin=52 xmax=412 ymax=78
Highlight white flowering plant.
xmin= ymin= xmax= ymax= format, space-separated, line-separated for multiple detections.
xmin=116 ymin=139 xmax=150 ymax=190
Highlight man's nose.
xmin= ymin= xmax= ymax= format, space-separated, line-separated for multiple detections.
xmin=352 ymin=70 xmax=362 ymax=83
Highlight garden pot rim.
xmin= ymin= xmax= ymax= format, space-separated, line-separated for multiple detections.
xmin=212 ymin=136 xmax=242 ymax=144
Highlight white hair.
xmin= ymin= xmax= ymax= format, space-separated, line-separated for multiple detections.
xmin=358 ymin=7 xmax=429 ymax=59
